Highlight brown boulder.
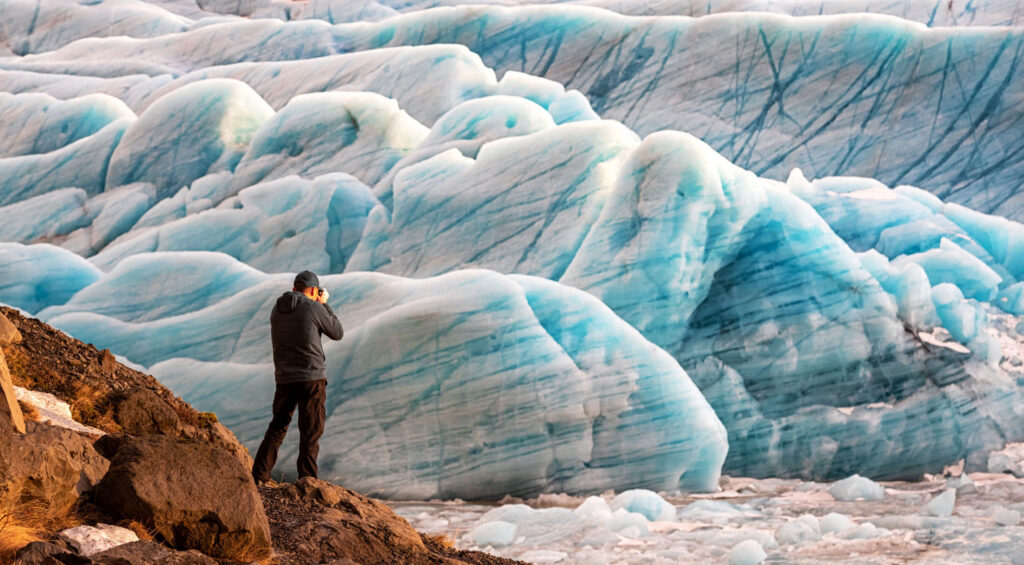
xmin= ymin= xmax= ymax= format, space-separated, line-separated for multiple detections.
xmin=94 ymin=436 xmax=271 ymax=562
xmin=0 ymin=311 xmax=22 ymax=345
xmin=14 ymin=540 xmax=217 ymax=565
xmin=0 ymin=422 xmax=109 ymax=512
xmin=91 ymin=541 xmax=217 ymax=565
xmin=114 ymin=387 xmax=181 ymax=436
xmin=14 ymin=541 xmax=91 ymax=565
xmin=1 ymin=347 xmax=26 ymax=434
xmin=265 ymin=477 xmax=433 ymax=564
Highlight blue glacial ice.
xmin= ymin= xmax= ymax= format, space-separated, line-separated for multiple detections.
xmin=105 ymin=78 xmax=274 ymax=200
xmin=2 ymin=0 xmax=1024 ymax=499
xmin=0 ymin=243 xmax=103 ymax=313
xmin=8 ymin=7 xmax=1024 ymax=219
xmin=39 ymin=253 xmax=727 ymax=498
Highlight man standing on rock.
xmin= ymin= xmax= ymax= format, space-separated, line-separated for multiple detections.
xmin=253 ymin=270 xmax=343 ymax=485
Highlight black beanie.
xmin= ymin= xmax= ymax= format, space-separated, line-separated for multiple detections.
xmin=294 ymin=270 xmax=320 ymax=290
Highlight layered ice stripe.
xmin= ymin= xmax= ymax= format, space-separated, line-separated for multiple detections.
xmin=105 ymin=78 xmax=274 ymax=200
xmin=229 ymin=91 xmax=429 ymax=190
xmin=89 ymin=173 xmax=379 ymax=273
xmin=347 ymin=119 xmax=641 ymax=278
xmin=0 ymin=117 xmax=131 ymax=206
xmin=126 ymin=45 xmax=502 ymax=120
xmin=40 ymin=254 xmax=727 ymax=498
xmin=0 ymin=0 xmax=189 ymax=55
xmin=294 ymin=0 xmax=1024 ymax=27
xmin=11 ymin=9 xmax=1024 ymax=218
xmin=0 ymin=92 xmax=134 ymax=157
xmin=337 ymin=8 xmax=1024 ymax=218
xmin=691 ymin=353 xmax=1024 ymax=479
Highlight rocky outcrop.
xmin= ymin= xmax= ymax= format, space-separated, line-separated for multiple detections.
xmin=0 ymin=346 xmax=26 ymax=433
xmin=0 ymin=421 xmax=109 ymax=512
xmin=15 ymin=540 xmax=217 ymax=565
xmin=113 ymin=387 xmax=180 ymax=436
xmin=94 ymin=435 xmax=271 ymax=562
xmin=261 ymin=477 xmax=524 ymax=565
xmin=0 ymin=312 xmax=21 ymax=345
xmin=90 ymin=541 xmax=218 ymax=564
xmin=0 ymin=306 xmax=252 ymax=467
xmin=14 ymin=541 xmax=91 ymax=565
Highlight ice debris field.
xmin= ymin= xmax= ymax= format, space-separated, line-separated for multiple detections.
xmin=2 ymin=0 xmax=1024 ymax=562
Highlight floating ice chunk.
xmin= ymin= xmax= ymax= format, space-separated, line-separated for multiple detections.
xmin=609 ymin=490 xmax=675 ymax=522
xmin=922 ymin=489 xmax=957 ymax=517
xmin=608 ymin=509 xmax=649 ymax=537
xmin=574 ymin=496 xmax=614 ymax=523
xmin=820 ymin=512 xmax=854 ymax=534
xmin=729 ymin=539 xmax=767 ymax=565
xmin=677 ymin=499 xmax=750 ymax=523
xmin=829 ymin=475 xmax=886 ymax=501
xmin=478 ymin=506 xmax=582 ymax=545
xmin=946 ymin=474 xmax=976 ymax=494
xmin=775 ymin=515 xmax=821 ymax=545
xmin=838 ymin=522 xmax=885 ymax=540
xmin=467 ymin=521 xmax=517 ymax=547
xmin=987 ymin=445 xmax=1024 ymax=477
xmin=517 ymin=550 xmax=568 ymax=564
xmin=59 ymin=524 xmax=138 ymax=556
xmin=105 ymin=78 xmax=274 ymax=199
xmin=990 ymin=506 xmax=1022 ymax=526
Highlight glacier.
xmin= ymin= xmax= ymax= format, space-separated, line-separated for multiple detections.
xmin=4 ymin=4 xmax=1024 ymax=218
xmin=2 ymin=0 xmax=1024 ymax=507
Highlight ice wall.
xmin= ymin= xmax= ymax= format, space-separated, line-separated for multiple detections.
xmin=39 ymin=254 xmax=728 ymax=498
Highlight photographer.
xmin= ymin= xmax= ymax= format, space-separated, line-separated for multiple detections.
xmin=252 ymin=270 xmax=343 ymax=485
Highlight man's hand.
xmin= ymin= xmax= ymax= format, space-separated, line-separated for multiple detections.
xmin=318 ymin=289 xmax=330 ymax=304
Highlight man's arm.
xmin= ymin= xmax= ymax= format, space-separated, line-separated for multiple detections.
xmin=316 ymin=302 xmax=344 ymax=341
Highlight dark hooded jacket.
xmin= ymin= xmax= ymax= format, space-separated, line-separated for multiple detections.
xmin=270 ymin=291 xmax=344 ymax=384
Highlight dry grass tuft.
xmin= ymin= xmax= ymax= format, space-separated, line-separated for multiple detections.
xmin=70 ymin=383 xmax=120 ymax=433
xmin=197 ymin=411 xmax=219 ymax=427
xmin=424 ymin=532 xmax=456 ymax=549
xmin=0 ymin=489 xmax=83 ymax=561
xmin=17 ymin=399 xmax=39 ymax=422
xmin=118 ymin=519 xmax=155 ymax=541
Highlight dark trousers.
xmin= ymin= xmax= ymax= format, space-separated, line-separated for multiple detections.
xmin=252 ymin=379 xmax=326 ymax=482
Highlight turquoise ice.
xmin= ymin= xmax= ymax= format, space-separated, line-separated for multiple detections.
xmin=40 ymin=253 xmax=727 ymax=498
